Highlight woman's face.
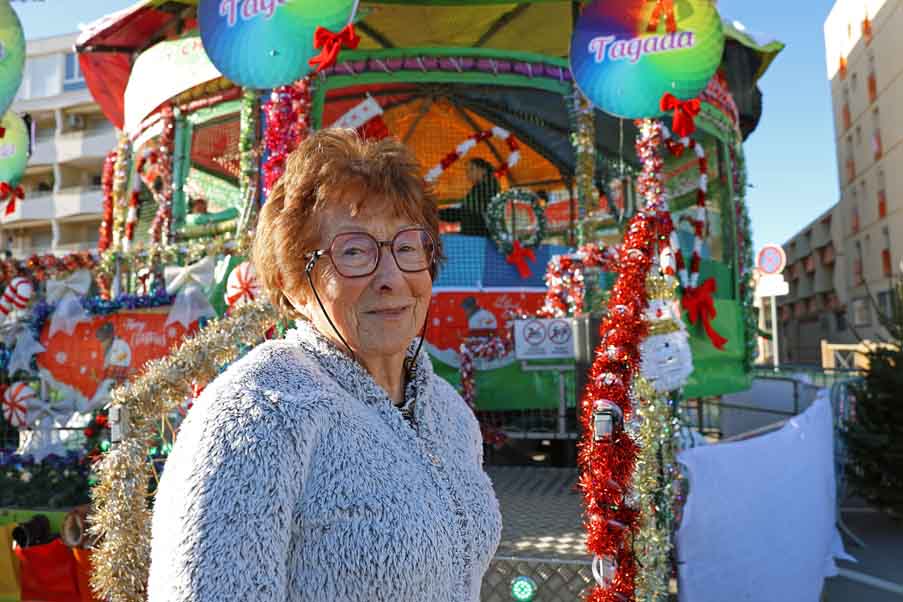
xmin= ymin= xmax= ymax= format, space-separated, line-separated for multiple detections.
xmin=296 ymin=196 xmax=433 ymax=365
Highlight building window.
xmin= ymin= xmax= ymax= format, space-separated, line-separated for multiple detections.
xmin=63 ymin=53 xmax=87 ymax=92
xmin=878 ymin=290 xmax=891 ymax=316
xmin=868 ymin=53 xmax=878 ymax=102
xmin=851 ymin=71 xmax=858 ymax=93
xmin=872 ymin=108 xmax=882 ymax=160
xmin=851 ymin=298 xmax=871 ymax=326
xmin=855 ymin=125 xmax=862 ymax=147
xmin=878 ymin=169 xmax=887 ymax=218
xmin=851 ymin=203 xmax=860 ymax=233
xmin=839 ymin=56 xmax=848 ymax=79
xmin=882 ymin=248 xmax=892 ymax=277
xmin=863 ymin=16 xmax=873 ymax=44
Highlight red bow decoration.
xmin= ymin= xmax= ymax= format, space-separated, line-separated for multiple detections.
xmin=309 ymin=23 xmax=360 ymax=74
xmin=647 ymin=0 xmax=677 ymax=33
xmin=1 ymin=182 xmax=25 ymax=216
xmin=681 ymin=278 xmax=728 ymax=350
xmin=0 ymin=126 xmax=6 ymax=138
xmin=506 ymin=240 xmax=536 ymax=279
xmin=660 ymin=93 xmax=701 ymax=139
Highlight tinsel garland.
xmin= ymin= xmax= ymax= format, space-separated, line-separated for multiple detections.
xmin=27 ymin=291 xmax=175 ymax=340
xmin=88 ymin=300 xmax=276 ymax=602
xmin=579 ymin=119 xmax=669 ymax=602
xmin=570 ymin=87 xmax=596 ymax=245
xmin=0 ymin=252 xmax=97 ymax=284
xmin=538 ymin=244 xmax=620 ymax=318
xmin=123 ymin=147 xmax=159 ymax=253
xmin=109 ymin=133 xmax=132 ymax=253
xmin=98 ymin=150 xmax=117 ymax=253
xmin=630 ymin=377 xmax=678 ymax=602
xmin=94 ymin=231 xmax=251 ymax=284
xmin=459 ymin=335 xmax=511 ymax=407
xmin=148 ymin=106 xmax=176 ymax=245
xmin=262 ymin=77 xmax=312 ymax=198
xmin=239 ymin=88 xmax=260 ymax=230
xmin=730 ymin=144 xmax=757 ymax=370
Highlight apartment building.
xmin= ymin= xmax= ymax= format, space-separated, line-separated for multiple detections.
xmin=775 ymin=0 xmax=903 ymax=364
xmin=3 ymin=33 xmax=117 ymax=258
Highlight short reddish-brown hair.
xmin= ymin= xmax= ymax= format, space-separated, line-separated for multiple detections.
xmin=252 ymin=128 xmax=442 ymax=319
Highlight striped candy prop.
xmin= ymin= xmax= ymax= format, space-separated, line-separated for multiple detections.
xmin=225 ymin=261 xmax=261 ymax=309
xmin=0 ymin=276 xmax=33 ymax=317
xmin=424 ymin=127 xmax=520 ymax=183
xmin=2 ymin=381 xmax=36 ymax=429
xmin=658 ymin=125 xmax=727 ymax=350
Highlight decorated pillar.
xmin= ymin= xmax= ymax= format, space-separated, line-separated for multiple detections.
xmin=570 ymin=87 xmax=595 ymax=246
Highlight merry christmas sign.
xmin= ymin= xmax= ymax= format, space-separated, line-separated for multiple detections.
xmin=36 ymin=310 xmax=198 ymax=409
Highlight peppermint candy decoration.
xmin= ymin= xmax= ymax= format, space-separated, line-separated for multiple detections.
xmin=3 ymin=381 xmax=37 ymax=429
xmin=424 ymin=127 xmax=520 ymax=183
xmin=659 ymin=124 xmax=708 ymax=290
xmin=225 ymin=261 xmax=261 ymax=308
xmin=0 ymin=276 xmax=33 ymax=317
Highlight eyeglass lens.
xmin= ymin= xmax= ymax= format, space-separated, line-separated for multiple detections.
xmin=329 ymin=229 xmax=433 ymax=277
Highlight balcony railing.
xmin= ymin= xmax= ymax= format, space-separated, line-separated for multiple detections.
xmin=0 ymin=186 xmax=102 ymax=224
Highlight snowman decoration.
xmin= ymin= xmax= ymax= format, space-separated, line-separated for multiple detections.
xmin=639 ymin=274 xmax=693 ymax=393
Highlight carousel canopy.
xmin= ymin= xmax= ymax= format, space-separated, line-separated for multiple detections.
xmin=77 ymin=0 xmax=782 ymax=139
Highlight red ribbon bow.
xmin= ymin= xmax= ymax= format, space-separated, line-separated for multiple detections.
xmin=647 ymin=0 xmax=677 ymax=33
xmin=660 ymin=93 xmax=701 ymax=139
xmin=506 ymin=240 xmax=536 ymax=279
xmin=309 ymin=23 xmax=361 ymax=74
xmin=681 ymin=278 xmax=728 ymax=350
xmin=1 ymin=182 xmax=25 ymax=216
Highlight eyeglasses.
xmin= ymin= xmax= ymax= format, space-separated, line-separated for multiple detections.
xmin=305 ymin=227 xmax=436 ymax=278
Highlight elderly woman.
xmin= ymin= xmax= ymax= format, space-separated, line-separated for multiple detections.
xmin=147 ymin=129 xmax=501 ymax=602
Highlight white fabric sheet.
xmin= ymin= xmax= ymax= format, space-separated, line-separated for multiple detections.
xmin=677 ymin=390 xmax=853 ymax=602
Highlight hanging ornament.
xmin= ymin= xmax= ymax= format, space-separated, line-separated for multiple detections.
xmin=225 ymin=261 xmax=261 ymax=309
xmin=639 ymin=273 xmax=693 ymax=393
xmin=3 ymin=381 xmax=36 ymax=429
xmin=0 ymin=1 xmax=26 ymax=117
xmin=569 ymin=0 xmax=724 ymax=118
xmin=198 ymin=0 xmax=355 ymax=88
xmin=0 ymin=275 xmax=33 ymax=319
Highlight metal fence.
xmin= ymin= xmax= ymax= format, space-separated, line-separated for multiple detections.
xmin=481 ymin=556 xmax=594 ymax=602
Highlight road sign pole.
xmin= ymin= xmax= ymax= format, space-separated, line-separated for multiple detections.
xmin=770 ymin=295 xmax=780 ymax=371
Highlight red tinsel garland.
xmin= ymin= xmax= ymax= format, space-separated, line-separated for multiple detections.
xmin=538 ymin=243 xmax=621 ymax=318
xmin=578 ymin=121 xmax=672 ymax=602
xmin=0 ymin=252 xmax=97 ymax=284
xmin=263 ymin=77 xmax=312 ymax=198
xmin=148 ymin=106 xmax=176 ymax=245
xmin=98 ymin=150 xmax=117 ymax=253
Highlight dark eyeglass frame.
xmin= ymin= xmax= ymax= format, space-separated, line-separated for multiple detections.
xmin=304 ymin=227 xmax=436 ymax=279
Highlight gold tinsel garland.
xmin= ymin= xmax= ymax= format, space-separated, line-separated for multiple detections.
xmin=88 ymin=300 xmax=276 ymax=602
xmin=631 ymin=376 xmax=678 ymax=602
xmin=110 ymin=133 xmax=132 ymax=251
xmin=95 ymin=230 xmax=252 ymax=284
xmin=570 ymin=87 xmax=595 ymax=246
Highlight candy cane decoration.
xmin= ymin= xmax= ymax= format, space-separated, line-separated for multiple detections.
xmin=659 ymin=124 xmax=707 ymax=289
xmin=0 ymin=276 xmax=34 ymax=317
xmin=225 ymin=261 xmax=261 ymax=309
xmin=424 ymin=127 xmax=520 ymax=183
xmin=3 ymin=382 xmax=36 ymax=429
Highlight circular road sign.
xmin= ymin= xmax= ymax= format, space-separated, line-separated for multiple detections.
xmin=757 ymin=244 xmax=787 ymax=275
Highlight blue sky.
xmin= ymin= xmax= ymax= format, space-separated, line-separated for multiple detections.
xmin=16 ymin=0 xmax=838 ymax=252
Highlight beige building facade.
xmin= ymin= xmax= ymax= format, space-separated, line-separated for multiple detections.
xmin=776 ymin=0 xmax=903 ymax=364
xmin=2 ymin=33 xmax=117 ymax=258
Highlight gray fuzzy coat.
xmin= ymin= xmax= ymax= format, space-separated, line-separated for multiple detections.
xmin=147 ymin=321 xmax=502 ymax=601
